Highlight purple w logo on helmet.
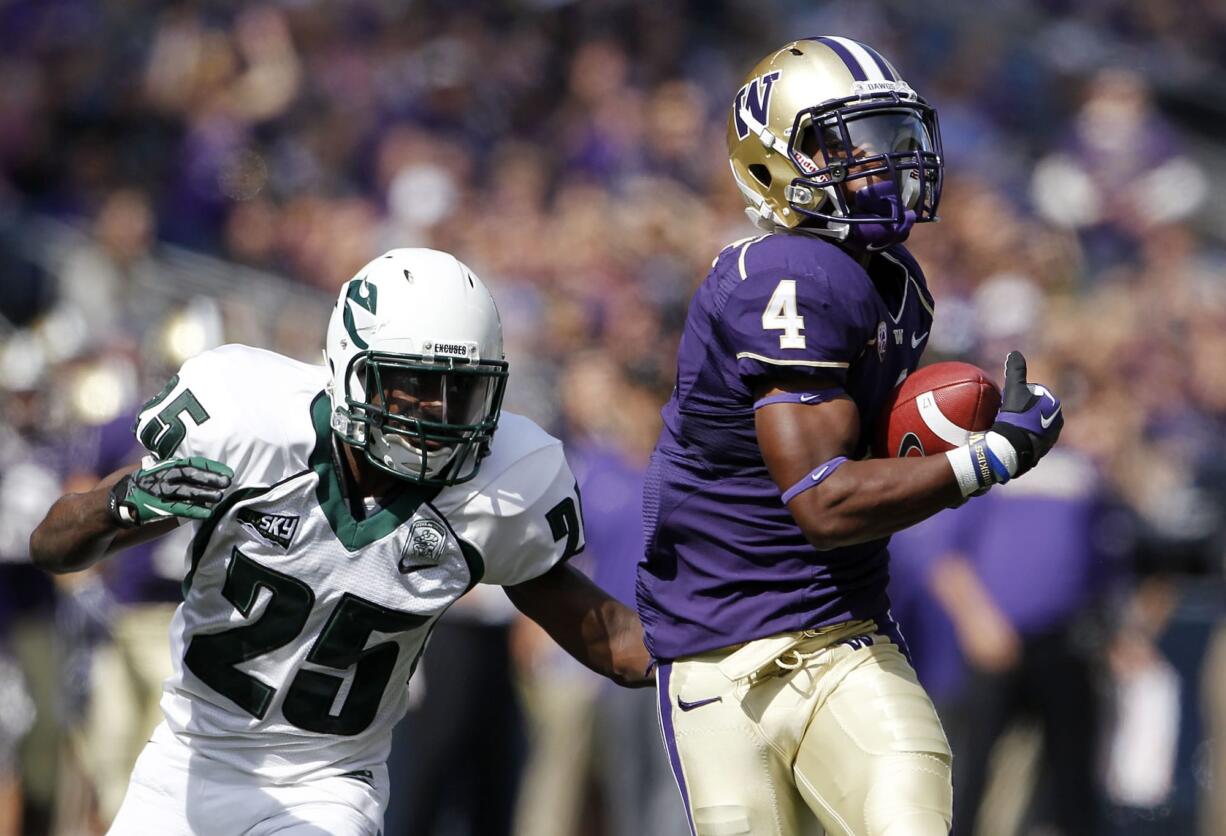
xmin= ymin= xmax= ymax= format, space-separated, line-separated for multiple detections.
xmin=732 ymin=71 xmax=781 ymax=140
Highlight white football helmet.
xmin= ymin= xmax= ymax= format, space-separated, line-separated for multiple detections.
xmin=325 ymin=248 xmax=508 ymax=485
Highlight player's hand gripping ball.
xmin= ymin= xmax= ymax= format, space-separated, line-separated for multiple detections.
xmin=875 ymin=362 xmax=1001 ymax=458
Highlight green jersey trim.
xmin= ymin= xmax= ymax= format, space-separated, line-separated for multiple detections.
xmin=184 ymin=485 xmax=275 ymax=595
xmin=133 ymin=373 xmax=180 ymax=436
xmin=309 ymin=392 xmax=440 ymax=551
xmin=428 ymin=499 xmax=486 ymax=590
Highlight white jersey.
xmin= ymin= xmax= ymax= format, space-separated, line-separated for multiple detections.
xmin=134 ymin=344 xmax=583 ymax=783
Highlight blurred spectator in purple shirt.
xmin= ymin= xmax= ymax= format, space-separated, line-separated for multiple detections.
xmin=886 ymin=511 xmax=968 ymax=709
xmin=930 ymin=447 xmax=1126 ymax=836
xmin=1030 ymin=69 xmax=1207 ymax=276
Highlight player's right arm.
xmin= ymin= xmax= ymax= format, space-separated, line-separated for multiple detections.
xmin=31 ymin=353 xmax=238 ymax=574
xmin=30 ymin=457 xmax=232 ymax=574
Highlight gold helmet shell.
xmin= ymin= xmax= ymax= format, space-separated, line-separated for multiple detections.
xmin=727 ymin=36 xmax=942 ymax=240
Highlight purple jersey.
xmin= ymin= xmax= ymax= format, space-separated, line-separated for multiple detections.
xmin=637 ymin=233 xmax=934 ymax=660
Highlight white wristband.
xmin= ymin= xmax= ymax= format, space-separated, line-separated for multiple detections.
xmin=984 ymin=431 xmax=1019 ymax=478
xmin=945 ymin=444 xmax=986 ymax=497
xmin=944 ymin=431 xmax=1020 ymax=497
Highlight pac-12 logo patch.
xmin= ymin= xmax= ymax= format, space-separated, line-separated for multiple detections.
xmin=399 ymin=519 xmax=448 ymax=573
xmin=237 ymin=509 xmax=300 ymax=549
xmin=876 ymin=321 xmax=888 ymax=362
xmin=733 ymin=71 xmax=782 ymax=140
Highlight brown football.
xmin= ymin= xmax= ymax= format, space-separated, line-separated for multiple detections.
xmin=875 ymin=361 xmax=1001 ymax=458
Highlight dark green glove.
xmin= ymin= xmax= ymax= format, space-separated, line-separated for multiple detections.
xmin=107 ymin=456 xmax=234 ymax=527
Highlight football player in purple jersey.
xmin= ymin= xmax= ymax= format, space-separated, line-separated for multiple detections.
xmin=636 ymin=37 xmax=1065 ymax=836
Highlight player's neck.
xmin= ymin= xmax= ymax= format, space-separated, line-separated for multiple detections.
xmin=336 ymin=438 xmax=401 ymax=500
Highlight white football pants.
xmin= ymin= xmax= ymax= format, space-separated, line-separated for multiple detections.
xmin=107 ymin=723 xmax=387 ymax=836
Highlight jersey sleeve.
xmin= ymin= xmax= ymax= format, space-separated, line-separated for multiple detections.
xmin=721 ymin=268 xmax=876 ymax=384
xmin=468 ymin=442 xmax=585 ymax=587
xmin=131 ymin=345 xmax=322 ymax=487
xmin=132 ymin=354 xmax=225 ymax=463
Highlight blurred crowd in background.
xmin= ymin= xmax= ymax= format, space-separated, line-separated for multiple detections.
xmin=1 ymin=0 xmax=1225 ymax=834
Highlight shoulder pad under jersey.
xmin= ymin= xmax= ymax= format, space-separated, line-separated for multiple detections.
xmin=439 ymin=413 xmax=584 ymax=587
xmin=132 ymin=344 xmax=328 ymax=487
xmin=717 ymin=234 xmax=878 ymax=382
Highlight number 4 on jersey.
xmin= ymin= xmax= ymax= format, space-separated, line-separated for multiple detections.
xmin=762 ymin=279 xmax=806 ymax=349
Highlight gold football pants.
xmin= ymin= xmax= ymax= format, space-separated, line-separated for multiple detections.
xmin=657 ymin=619 xmax=952 ymax=835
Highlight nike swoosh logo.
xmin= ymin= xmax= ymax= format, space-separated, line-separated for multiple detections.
xmin=142 ymin=459 xmax=178 ymax=473
xmin=810 ymin=464 xmax=830 ymax=482
xmin=911 ymin=331 xmax=928 ymax=348
xmin=677 ymin=696 xmax=722 ymax=712
xmin=397 ymin=562 xmax=439 ymax=574
xmin=1034 ymin=385 xmax=1060 ymax=429
xmin=799 ymin=393 xmax=820 ymax=403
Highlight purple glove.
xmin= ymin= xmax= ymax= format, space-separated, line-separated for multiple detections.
xmin=985 ymin=351 xmax=1063 ymax=480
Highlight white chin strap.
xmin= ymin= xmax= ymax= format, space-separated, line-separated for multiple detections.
xmin=730 ymin=162 xmax=787 ymax=230
xmin=738 ymin=102 xmax=788 ymax=156
xmin=369 ymin=427 xmax=457 ymax=480
xmin=901 ymin=173 xmax=921 ymax=210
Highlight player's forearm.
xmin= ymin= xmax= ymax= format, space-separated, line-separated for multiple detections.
xmin=506 ymin=563 xmax=654 ymax=688
xmin=28 ymin=464 xmax=173 ymax=573
xmin=787 ymin=455 xmax=963 ymax=550
xmin=590 ymin=595 xmax=655 ymax=689
xmin=29 ymin=485 xmax=123 ymax=573
xmin=567 ymin=595 xmax=653 ymax=688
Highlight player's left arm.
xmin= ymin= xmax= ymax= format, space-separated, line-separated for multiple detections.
xmin=757 ymin=352 xmax=1062 ymax=550
xmin=487 ymin=440 xmax=652 ymax=687
xmin=756 ymin=374 xmax=964 ymax=549
xmin=505 ymin=563 xmax=653 ymax=688
xmin=727 ymin=268 xmax=964 ymax=546
xmin=726 ymin=270 xmax=1060 ymax=548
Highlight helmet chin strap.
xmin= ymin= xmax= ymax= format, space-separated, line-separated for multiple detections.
xmin=372 ymin=428 xmax=458 ymax=481
xmin=842 ymin=181 xmax=917 ymax=251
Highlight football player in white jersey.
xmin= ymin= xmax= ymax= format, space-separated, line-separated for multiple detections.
xmin=30 ymin=248 xmax=652 ymax=836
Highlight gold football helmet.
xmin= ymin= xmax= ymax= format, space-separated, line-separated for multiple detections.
xmin=727 ymin=36 xmax=943 ymax=249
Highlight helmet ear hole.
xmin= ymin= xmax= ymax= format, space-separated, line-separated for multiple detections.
xmin=748 ymin=164 xmax=772 ymax=188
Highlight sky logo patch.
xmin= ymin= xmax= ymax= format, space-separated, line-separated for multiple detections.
xmin=237 ymin=508 xmax=300 ymax=549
